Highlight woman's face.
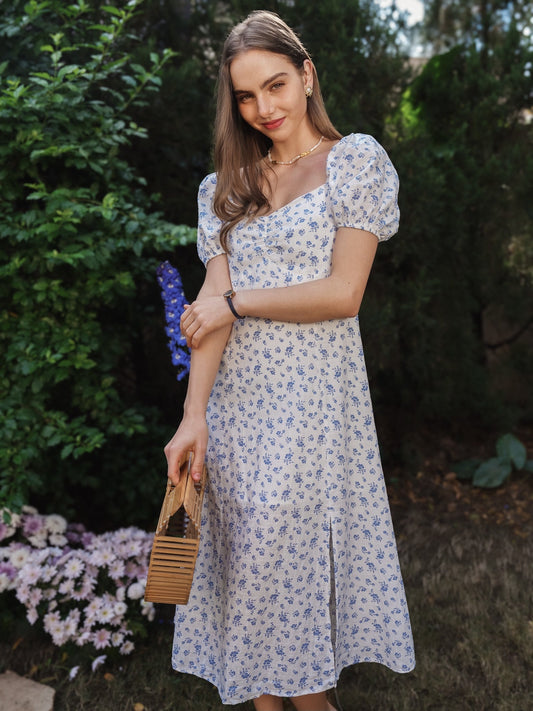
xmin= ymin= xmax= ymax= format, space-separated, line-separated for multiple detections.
xmin=229 ymin=49 xmax=313 ymax=142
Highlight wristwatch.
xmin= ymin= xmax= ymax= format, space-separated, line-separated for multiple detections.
xmin=223 ymin=289 xmax=244 ymax=319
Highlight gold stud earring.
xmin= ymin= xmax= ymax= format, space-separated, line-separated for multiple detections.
xmin=305 ymin=86 xmax=313 ymax=98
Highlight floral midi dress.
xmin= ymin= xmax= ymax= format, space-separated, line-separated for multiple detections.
xmin=172 ymin=133 xmax=415 ymax=704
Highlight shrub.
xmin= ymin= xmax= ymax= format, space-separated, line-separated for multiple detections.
xmin=0 ymin=0 xmax=196 ymax=518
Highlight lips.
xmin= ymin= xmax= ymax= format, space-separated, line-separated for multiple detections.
xmin=262 ymin=117 xmax=285 ymax=130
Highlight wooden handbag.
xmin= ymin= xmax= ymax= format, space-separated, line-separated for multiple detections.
xmin=144 ymin=453 xmax=207 ymax=605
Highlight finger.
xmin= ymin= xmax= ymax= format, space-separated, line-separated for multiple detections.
xmin=165 ymin=443 xmax=185 ymax=485
xmin=180 ymin=310 xmax=192 ymax=334
xmin=190 ymin=445 xmax=206 ymax=482
xmin=190 ymin=328 xmax=205 ymax=349
xmin=188 ymin=319 xmax=206 ymax=349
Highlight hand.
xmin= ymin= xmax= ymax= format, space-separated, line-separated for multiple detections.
xmin=164 ymin=415 xmax=208 ymax=484
xmin=180 ymin=296 xmax=236 ymax=348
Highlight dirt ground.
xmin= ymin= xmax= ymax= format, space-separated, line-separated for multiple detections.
xmin=387 ymin=429 xmax=533 ymax=538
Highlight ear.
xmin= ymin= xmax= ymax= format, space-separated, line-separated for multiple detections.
xmin=302 ymin=59 xmax=314 ymax=88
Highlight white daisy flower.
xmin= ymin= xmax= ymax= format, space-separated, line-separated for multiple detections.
xmin=19 ymin=564 xmax=41 ymax=586
xmin=41 ymin=564 xmax=58 ymax=583
xmin=27 ymin=608 xmax=39 ymax=625
xmin=122 ymin=540 xmax=142 ymax=558
xmin=113 ymin=529 xmax=131 ymax=543
xmin=96 ymin=605 xmax=115 ymax=624
xmin=76 ymin=630 xmax=91 ymax=646
xmin=88 ymin=550 xmax=105 ymax=566
xmin=65 ymin=610 xmax=80 ymax=637
xmin=10 ymin=547 xmax=30 ymax=569
xmin=140 ymin=601 xmax=155 ymax=621
xmin=114 ymin=601 xmax=128 ymax=617
xmin=93 ymin=629 xmax=111 ymax=650
xmin=126 ymin=582 xmax=144 ymax=600
xmin=120 ymin=640 xmax=135 ymax=654
xmin=111 ymin=631 xmax=124 ymax=647
xmin=85 ymin=598 xmax=102 ymax=616
xmin=28 ymin=588 xmax=42 ymax=607
xmin=27 ymin=534 xmax=47 ymax=549
xmin=49 ymin=533 xmax=68 ymax=547
xmin=59 ymin=578 xmax=75 ymax=595
xmin=22 ymin=505 xmax=38 ymax=515
xmin=120 ymin=640 xmax=134 ymax=655
xmin=63 ymin=557 xmax=85 ymax=579
xmin=46 ymin=514 xmax=67 ymax=534
xmin=0 ymin=523 xmax=16 ymax=541
xmin=108 ymin=559 xmax=125 ymax=579
xmin=91 ymin=654 xmax=107 ymax=671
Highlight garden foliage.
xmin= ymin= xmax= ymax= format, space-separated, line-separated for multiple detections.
xmin=454 ymin=433 xmax=533 ymax=488
xmin=363 ymin=20 xmax=533 ymax=439
xmin=0 ymin=0 xmax=532 ymax=528
xmin=0 ymin=0 xmax=196 ymax=518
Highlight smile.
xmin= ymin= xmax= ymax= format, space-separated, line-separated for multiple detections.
xmin=262 ymin=117 xmax=285 ymax=130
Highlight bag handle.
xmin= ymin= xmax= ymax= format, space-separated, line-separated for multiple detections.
xmin=155 ymin=452 xmax=194 ymax=535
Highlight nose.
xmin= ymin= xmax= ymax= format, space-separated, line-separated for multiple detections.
xmin=256 ymin=92 xmax=273 ymax=118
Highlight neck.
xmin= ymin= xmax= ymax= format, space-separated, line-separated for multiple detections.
xmin=268 ymin=133 xmax=324 ymax=166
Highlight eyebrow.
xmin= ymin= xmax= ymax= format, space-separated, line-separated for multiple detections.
xmin=233 ymin=72 xmax=289 ymax=96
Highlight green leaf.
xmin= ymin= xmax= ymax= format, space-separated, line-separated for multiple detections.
xmin=28 ymin=76 xmax=50 ymax=87
xmin=495 ymin=433 xmax=527 ymax=470
xmin=58 ymin=65 xmax=82 ymax=79
xmin=452 ymin=458 xmax=482 ymax=480
xmin=473 ymin=457 xmax=512 ymax=488
xmin=101 ymin=5 xmax=124 ymax=17
xmin=31 ymin=378 xmax=44 ymax=394
xmin=61 ymin=443 xmax=74 ymax=459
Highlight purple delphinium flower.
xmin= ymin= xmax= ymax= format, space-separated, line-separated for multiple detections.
xmin=156 ymin=261 xmax=191 ymax=381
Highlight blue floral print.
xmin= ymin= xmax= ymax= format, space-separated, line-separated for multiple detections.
xmin=172 ymin=134 xmax=415 ymax=704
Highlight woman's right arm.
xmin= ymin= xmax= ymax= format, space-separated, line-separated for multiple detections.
xmin=163 ymin=253 xmax=232 ymax=485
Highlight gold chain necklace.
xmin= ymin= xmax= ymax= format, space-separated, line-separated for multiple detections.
xmin=267 ymin=135 xmax=325 ymax=166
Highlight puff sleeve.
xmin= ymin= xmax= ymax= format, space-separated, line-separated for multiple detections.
xmin=196 ymin=173 xmax=226 ymax=266
xmin=328 ymin=133 xmax=400 ymax=242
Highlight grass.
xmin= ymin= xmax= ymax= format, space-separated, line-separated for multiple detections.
xmin=1 ymin=505 xmax=532 ymax=710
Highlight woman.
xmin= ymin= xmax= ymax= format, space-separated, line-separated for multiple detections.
xmin=165 ymin=10 xmax=415 ymax=711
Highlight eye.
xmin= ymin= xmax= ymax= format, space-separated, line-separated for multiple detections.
xmin=271 ymin=82 xmax=285 ymax=91
xmin=237 ymin=93 xmax=252 ymax=103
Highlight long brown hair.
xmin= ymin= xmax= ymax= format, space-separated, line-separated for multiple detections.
xmin=213 ymin=11 xmax=341 ymax=250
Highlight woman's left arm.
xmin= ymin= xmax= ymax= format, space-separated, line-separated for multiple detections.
xmin=181 ymin=227 xmax=378 ymax=349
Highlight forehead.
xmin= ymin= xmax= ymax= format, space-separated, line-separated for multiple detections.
xmin=230 ymin=49 xmax=298 ymax=90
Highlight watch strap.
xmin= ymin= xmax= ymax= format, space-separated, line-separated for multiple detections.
xmin=223 ymin=289 xmax=244 ymax=320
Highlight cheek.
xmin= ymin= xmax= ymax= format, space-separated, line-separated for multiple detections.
xmin=237 ymin=103 xmax=254 ymax=123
